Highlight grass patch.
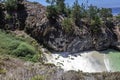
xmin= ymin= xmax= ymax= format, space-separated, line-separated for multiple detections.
xmin=0 ymin=30 xmax=42 ymax=62
xmin=31 ymin=75 xmax=45 ymax=80
xmin=0 ymin=69 xmax=6 ymax=74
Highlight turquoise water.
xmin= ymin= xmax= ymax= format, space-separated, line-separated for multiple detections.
xmin=103 ymin=49 xmax=120 ymax=71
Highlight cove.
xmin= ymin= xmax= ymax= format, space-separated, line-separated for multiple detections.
xmin=45 ymin=49 xmax=120 ymax=73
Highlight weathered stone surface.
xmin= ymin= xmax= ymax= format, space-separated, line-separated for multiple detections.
xmin=0 ymin=1 xmax=120 ymax=52
xmin=22 ymin=1 xmax=119 ymax=52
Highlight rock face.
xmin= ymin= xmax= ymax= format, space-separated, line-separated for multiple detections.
xmin=24 ymin=1 xmax=119 ymax=52
xmin=22 ymin=1 xmax=119 ymax=52
xmin=0 ymin=1 xmax=120 ymax=52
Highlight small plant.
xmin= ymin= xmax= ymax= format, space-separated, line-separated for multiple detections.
xmin=0 ymin=28 xmax=42 ymax=62
xmin=31 ymin=75 xmax=45 ymax=80
xmin=4 ymin=0 xmax=18 ymax=11
xmin=0 ymin=68 xmax=6 ymax=74
xmin=71 ymin=0 xmax=81 ymax=26
xmin=5 ymin=13 xmax=12 ymax=20
xmin=62 ymin=18 xmax=73 ymax=33
xmin=46 ymin=5 xmax=58 ymax=22
xmin=12 ymin=42 xmax=36 ymax=57
xmin=116 ymin=14 xmax=120 ymax=20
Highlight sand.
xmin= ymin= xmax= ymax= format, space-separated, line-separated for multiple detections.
xmin=45 ymin=51 xmax=111 ymax=73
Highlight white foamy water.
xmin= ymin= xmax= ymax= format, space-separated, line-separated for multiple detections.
xmin=45 ymin=51 xmax=112 ymax=73
xmin=104 ymin=54 xmax=111 ymax=72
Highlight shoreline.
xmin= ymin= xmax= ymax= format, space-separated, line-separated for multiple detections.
xmin=45 ymin=51 xmax=111 ymax=73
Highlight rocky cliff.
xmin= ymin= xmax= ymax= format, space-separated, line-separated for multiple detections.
xmin=0 ymin=0 xmax=120 ymax=52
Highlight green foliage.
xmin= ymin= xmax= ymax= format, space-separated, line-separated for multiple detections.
xmin=62 ymin=18 xmax=73 ymax=33
xmin=0 ymin=30 xmax=42 ymax=62
xmin=64 ymin=4 xmax=72 ymax=17
xmin=12 ymin=42 xmax=36 ymax=57
xmin=5 ymin=13 xmax=12 ymax=20
xmin=56 ymin=0 xmax=65 ymax=14
xmin=46 ymin=5 xmax=58 ymax=22
xmin=90 ymin=16 xmax=101 ymax=33
xmin=99 ymin=8 xmax=113 ymax=20
xmin=88 ymin=5 xmax=99 ymax=20
xmin=71 ymin=0 xmax=81 ymax=26
xmin=46 ymin=0 xmax=67 ymax=22
xmin=4 ymin=0 xmax=18 ymax=10
xmin=91 ymin=16 xmax=101 ymax=26
xmin=0 ymin=68 xmax=6 ymax=74
xmin=116 ymin=14 xmax=120 ymax=20
xmin=31 ymin=75 xmax=45 ymax=80
xmin=80 ymin=3 xmax=88 ymax=18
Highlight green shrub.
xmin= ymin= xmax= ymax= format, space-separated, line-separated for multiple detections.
xmin=0 ymin=30 xmax=42 ymax=62
xmin=46 ymin=5 xmax=58 ymax=22
xmin=31 ymin=75 xmax=45 ymax=80
xmin=116 ymin=14 xmax=120 ymax=20
xmin=90 ymin=16 xmax=101 ymax=26
xmin=99 ymin=8 xmax=113 ymax=20
xmin=12 ymin=42 xmax=36 ymax=57
xmin=62 ymin=18 xmax=73 ymax=33
xmin=0 ymin=69 xmax=6 ymax=74
xmin=5 ymin=13 xmax=12 ymax=20
xmin=4 ymin=0 xmax=17 ymax=11
xmin=71 ymin=0 xmax=81 ymax=26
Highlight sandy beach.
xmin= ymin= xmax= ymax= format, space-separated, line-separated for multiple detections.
xmin=45 ymin=51 xmax=111 ymax=72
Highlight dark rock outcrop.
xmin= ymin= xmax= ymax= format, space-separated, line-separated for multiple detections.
xmin=23 ymin=0 xmax=119 ymax=52
xmin=0 ymin=0 xmax=120 ymax=52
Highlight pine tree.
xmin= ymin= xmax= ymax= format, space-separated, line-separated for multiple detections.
xmin=46 ymin=0 xmax=58 ymax=23
xmin=4 ymin=0 xmax=18 ymax=11
xmin=88 ymin=5 xmax=98 ymax=20
xmin=56 ymin=0 xmax=65 ymax=14
xmin=99 ymin=8 xmax=112 ymax=20
xmin=71 ymin=0 xmax=81 ymax=26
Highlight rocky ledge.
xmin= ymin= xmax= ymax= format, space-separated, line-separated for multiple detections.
xmin=23 ymin=1 xmax=120 ymax=52
xmin=0 ymin=0 xmax=120 ymax=52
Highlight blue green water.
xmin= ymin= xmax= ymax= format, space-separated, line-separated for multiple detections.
xmin=104 ymin=49 xmax=120 ymax=71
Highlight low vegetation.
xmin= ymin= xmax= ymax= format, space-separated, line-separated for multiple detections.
xmin=0 ymin=30 xmax=42 ymax=62
xmin=61 ymin=18 xmax=73 ymax=33
xmin=31 ymin=75 xmax=45 ymax=80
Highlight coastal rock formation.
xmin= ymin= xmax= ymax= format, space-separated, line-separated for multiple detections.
xmin=0 ymin=0 xmax=120 ymax=52
xmin=23 ymin=1 xmax=119 ymax=52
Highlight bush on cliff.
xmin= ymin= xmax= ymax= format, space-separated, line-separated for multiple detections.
xmin=0 ymin=30 xmax=42 ymax=62
xmin=46 ymin=5 xmax=58 ymax=23
xmin=62 ymin=18 xmax=73 ymax=33
xmin=12 ymin=42 xmax=36 ymax=57
xmin=31 ymin=75 xmax=45 ymax=80
xmin=56 ymin=0 xmax=66 ymax=15
xmin=99 ymin=8 xmax=113 ymax=20
xmin=4 ymin=0 xmax=18 ymax=11
xmin=71 ymin=0 xmax=81 ymax=26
